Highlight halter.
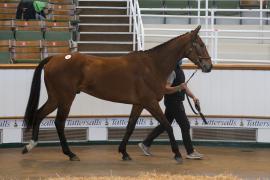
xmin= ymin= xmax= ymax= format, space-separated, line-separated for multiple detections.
xmin=185 ymin=37 xmax=211 ymax=67
xmin=181 ymin=33 xmax=209 ymax=124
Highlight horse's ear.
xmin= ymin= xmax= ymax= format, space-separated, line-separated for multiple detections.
xmin=191 ymin=25 xmax=201 ymax=40
xmin=194 ymin=25 xmax=201 ymax=34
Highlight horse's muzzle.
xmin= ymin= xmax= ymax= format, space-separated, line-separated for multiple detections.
xmin=202 ymin=64 xmax=212 ymax=73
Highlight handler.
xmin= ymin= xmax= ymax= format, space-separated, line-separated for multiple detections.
xmin=139 ymin=61 xmax=203 ymax=159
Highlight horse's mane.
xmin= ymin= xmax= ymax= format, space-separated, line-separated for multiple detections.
xmin=125 ymin=32 xmax=190 ymax=58
xmin=145 ymin=32 xmax=189 ymax=54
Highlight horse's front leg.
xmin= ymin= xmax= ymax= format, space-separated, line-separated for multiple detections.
xmin=119 ymin=105 xmax=143 ymax=161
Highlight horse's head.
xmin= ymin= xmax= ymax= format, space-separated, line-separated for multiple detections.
xmin=184 ymin=25 xmax=212 ymax=73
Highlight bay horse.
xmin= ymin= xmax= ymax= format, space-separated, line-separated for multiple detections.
xmin=22 ymin=25 xmax=212 ymax=162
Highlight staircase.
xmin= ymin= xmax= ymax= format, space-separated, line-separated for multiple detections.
xmin=77 ymin=0 xmax=135 ymax=57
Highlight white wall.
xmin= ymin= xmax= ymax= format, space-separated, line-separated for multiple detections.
xmin=1 ymin=68 xmax=270 ymax=117
xmin=185 ymin=69 xmax=270 ymax=116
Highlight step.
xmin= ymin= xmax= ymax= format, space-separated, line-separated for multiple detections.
xmin=78 ymin=7 xmax=127 ymax=15
xmin=79 ymin=16 xmax=130 ymax=24
xmin=79 ymin=24 xmax=130 ymax=32
xmin=78 ymin=43 xmax=133 ymax=51
xmin=78 ymin=1 xmax=127 ymax=7
xmin=79 ymin=33 xmax=133 ymax=41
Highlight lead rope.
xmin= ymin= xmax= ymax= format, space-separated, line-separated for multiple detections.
xmin=185 ymin=70 xmax=208 ymax=124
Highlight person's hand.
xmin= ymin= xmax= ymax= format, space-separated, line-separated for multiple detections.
xmin=179 ymin=83 xmax=187 ymax=91
xmin=192 ymin=97 xmax=200 ymax=105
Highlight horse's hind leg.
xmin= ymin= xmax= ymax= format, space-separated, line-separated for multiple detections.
xmin=32 ymin=99 xmax=58 ymax=141
xmin=145 ymin=101 xmax=182 ymax=163
xmin=119 ymin=105 xmax=143 ymax=160
xmin=22 ymin=98 xmax=57 ymax=154
xmin=54 ymin=97 xmax=79 ymax=161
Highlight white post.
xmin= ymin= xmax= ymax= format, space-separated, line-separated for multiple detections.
xmin=141 ymin=23 xmax=144 ymax=50
xmin=135 ymin=2 xmax=140 ymax=51
xmin=205 ymin=0 xmax=209 ymax=45
xmin=211 ymin=30 xmax=214 ymax=63
xmin=127 ymin=0 xmax=130 ymax=15
xmin=129 ymin=0 xmax=138 ymax=51
xmin=210 ymin=9 xmax=215 ymax=62
xmin=260 ymin=0 xmax=263 ymax=26
xmin=214 ymin=29 xmax=218 ymax=63
xmin=132 ymin=2 xmax=136 ymax=51
xmin=129 ymin=0 xmax=132 ymax=32
xmin=198 ymin=0 xmax=201 ymax=25
xmin=137 ymin=9 xmax=140 ymax=50
xmin=211 ymin=9 xmax=214 ymax=32
xmin=137 ymin=0 xmax=144 ymax=50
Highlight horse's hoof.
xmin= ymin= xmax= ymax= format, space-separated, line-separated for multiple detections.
xmin=22 ymin=147 xmax=28 ymax=154
xmin=174 ymin=155 xmax=183 ymax=164
xmin=70 ymin=155 xmax=80 ymax=161
xmin=122 ymin=155 xmax=132 ymax=161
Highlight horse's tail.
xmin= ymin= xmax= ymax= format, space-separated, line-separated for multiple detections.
xmin=24 ymin=56 xmax=52 ymax=130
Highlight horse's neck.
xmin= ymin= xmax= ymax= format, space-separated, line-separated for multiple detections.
xmin=148 ymin=33 xmax=191 ymax=81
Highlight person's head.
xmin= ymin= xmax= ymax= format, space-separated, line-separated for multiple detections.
xmin=177 ymin=59 xmax=182 ymax=66
xmin=176 ymin=59 xmax=182 ymax=68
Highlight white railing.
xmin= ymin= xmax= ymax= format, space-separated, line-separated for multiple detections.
xmin=141 ymin=8 xmax=270 ymax=27
xmin=138 ymin=0 xmax=270 ymax=64
xmin=144 ymin=28 xmax=270 ymax=64
xmin=140 ymin=0 xmax=269 ymax=26
xmin=128 ymin=0 xmax=144 ymax=50
xmin=143 ymin=28 xmax=217 ymax=62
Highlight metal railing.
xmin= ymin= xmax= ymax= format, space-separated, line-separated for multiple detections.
xmin=141 ymin=8 xmax=270 ymax=27
xmin=144 ymin=28 xmax=270 ymax=64
xmin=128 ymin=0 xmax=144 ymax=50
xmin=138 ymin=0 xmax=270 ymax=64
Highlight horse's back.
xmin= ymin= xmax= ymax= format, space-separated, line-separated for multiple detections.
xmin=42 ymin=52 xmax=146 ymax=103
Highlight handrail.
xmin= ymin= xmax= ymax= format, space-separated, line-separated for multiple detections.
xmin=128 ymin=0 xmax=144 ymax=51
xmin=135 ymin=0 xmax=144 ymax=50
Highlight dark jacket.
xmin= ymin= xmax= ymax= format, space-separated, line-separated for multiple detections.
xmin=16 ymin=1 xmax=36 ymax=20
xmin=164 ymin=66 xmax=185 ymax=106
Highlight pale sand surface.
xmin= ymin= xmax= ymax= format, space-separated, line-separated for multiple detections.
xmin=0 ymin=145 xmax=269 ymax=179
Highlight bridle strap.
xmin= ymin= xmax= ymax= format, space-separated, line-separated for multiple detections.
xmin=185 ymin=41 xmax=211 ymax=66
xmin=186 ymin=69 xmax=197 ymax=84
xmin=198 ymin=56 xmax=211 ymax=60
xmin=185 ymin=70 xmax=208 ymax=124
xmin=182 ymin=36 xmax=209 ymax=124
xmin=186 ymin=93 xmax=208 ymax=124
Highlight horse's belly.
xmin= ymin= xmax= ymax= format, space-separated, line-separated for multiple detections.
xmin=82 ymin=88 xmax=138 ymax=105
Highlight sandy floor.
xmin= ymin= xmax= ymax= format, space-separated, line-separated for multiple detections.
xmin=0 ymin=145 xmax=269 ymax=179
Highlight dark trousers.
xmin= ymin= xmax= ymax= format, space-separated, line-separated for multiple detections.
xmin=143 ymin=102 xmax=194 ymax=154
